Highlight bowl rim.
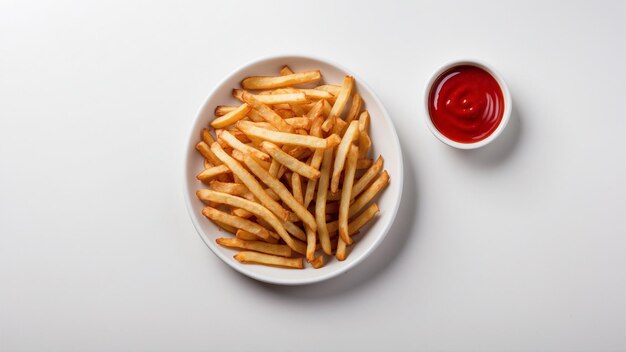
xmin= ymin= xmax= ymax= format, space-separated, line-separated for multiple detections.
xmin=182 ymin=53 xmax=404 ymax=285
xmin=423 ymin=59 xmax=512 ymax=150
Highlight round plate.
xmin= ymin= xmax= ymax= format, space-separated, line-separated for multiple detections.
xmin=183 ymin=54 xmax=403 ymax=285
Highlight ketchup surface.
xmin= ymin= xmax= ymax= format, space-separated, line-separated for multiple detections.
xmin=428 ymin=65 xmax=504 ymax=143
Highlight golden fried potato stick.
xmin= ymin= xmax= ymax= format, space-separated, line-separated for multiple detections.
xmin=336 ymin=237 xmax=347 ymax=261
xmin=358 ymin=131 xmax=371 ymax=159
xmin=281 ymin=220 xmax=307 ymax=242
xmin=202 ymin=206 xmax=270 ymax=240
xmin=280 ymin=65 xmax=294 ymax=76
xmin=316 ymin=147 xmax=334 ymax=255
xmin=241 ymin=92 xmax=295 ymax=133
xmin=331 ymin=118 xmax=347 ymax=136
xmin=285 ymin=117 xmax=311 ymax=130
xmin=358 ymin=110 xmax=370 ymax=132
xmin=292 ymin=172 xmax=303 ymax=205
xmin=323 ymin=75 xmax=354 ymax=132
xmin=211 ymin=103 xmax=251 ymax=129
xmin=213 ymin=220 xmax=238 ymax=234
xmin=210 ymin=142 xmax=291 ymax=221
xmin=246 ymin=109 xmax=266 ymax=123
xmin=196 ymin=165 xmax=231 ymax=182
xmin=232 ymin=207 xmax=253 ymax=219
xmin=236 ymin=229 xmax=278 ymax=244
xmin=345 ymin=93 xmax=363 ymax=126
xmin=235 ymin=229 xmax=259 ymax=241
xmin=348 ymin=170 xmax=390 ymax=218
xmin=234 ymin=251 xmax=304 ymax=269
xmin=243 ymin=155 xmax=317 ymax=232
xmin=316 ymin=84 xmax=341 ymax=96
xmin=202 ymin=128 xmax=217 ymax=145
xmin=338 ymin=145 xmax=359 ymax=244
xmin=305 ymin=225 xmax=316 ymax=262
xmin=303 ymin=149 xmax=324 ymax=208
xmin=260 ymin=141 xmax=321 ymax=180
xmin=241 ymin=70 xmax=321 ymax=90
xmin=209 ymin=180 xmax=248 ymax=196
xmin=310 ymin=254 xmax=325 ymax=268
xmin=305 ymin=99 xmax=325 ymax=120
xmin=216 ymin=237 xmax=291 ymax=257
xmin=214 ymin=105 xmax=237 ymax=117
xmin=276 ymin=108 xmax=296 ymax=119
xmin=196 ymin=141 xmax=222 ymax=166
xmin=233 ymin=89 xmax=308 ymax=105
xmin=237 ymin=121 xmax=340 ymax=149
xmin=299 ymin=89 xmax=334 ymax=101
xmin=331 ymin=120 xmax=360 ymax=193
xmin=352 ymin=156 xmax=383 ymax=199
xmin=219 ymin=130 xmax=270 ymax=161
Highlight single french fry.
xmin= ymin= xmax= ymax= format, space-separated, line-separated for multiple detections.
xmin=280 ymin=65 xmax=294 ymax=76
xmin=324 ymin=75 xmax=354 ymax=132
xmin=232 ymin=207 xmax=253 ymax=219
xmin=316 ymin=147 xmax=334 ymax=255
xmin=348 ymin=171 xmax=390 ymax=218
xmin=309 ymin=255 xmax=325 ymax=268
xmin=260 ymin=141 xmax=321 ymax=180
xmin=202 ymin=128 xmax=216 ymax=145
xmin=241 ymin=92 xmax=295 ymax=133
xmin=241 ymin=70 xmax=321 ymax=90
xmin=303 ymin=149 xmax=324 ymax=208
xmin=338 ymin=145 xmax=359 ymax=244
xmin=213 ymin=220 xmax=237 ymax=234
xmin=243 ymin=155 xmax=317 ymax=232
xmin=234 ymin=251 xmax=304 ymax=269
xmin=345 ymin=93 xmax=363 ymax=126
xmin=352 ymin=156 xmax=384 ymax=199
xmin=196 ymin=164 xmax=231 ymax=182
xmin=292 ymin=172 xmax=303 ymax=205
xmin=299 ymin=89 xmax=334 ymax=101
xmin=246 ymin=109 xmax=266 ymax=122
xmin=331 ymin=121 xmax=360 ymax=193
xmin=219 ymin=130 xmax=270 ymax=161
xmin=235 ymin=229 xmax=259 ymax=241
xmin=214 ymin=106 xmax=237 ymax=117
xmin=285 ymin=117 xmax=311 ymax=130
xmin=209 ymin=180 xmax=248 ymax=196
xmin=304 ymin=224 xmax=316 ymax=262
xmin=276 ymin=108 xmax=296 ymax=119
xmin=358 ymin=130 xmax=371 ymax=159
xmin=196 ymin=141 xmax=222 ymax=166
xmin=336 ymin=237 xmax=347 ymax=261
xmin=202 ymin=206 xmax=270 ymax=239
xmin=316 ymin=84 xmax=341 ymax=96
xmin=234 ymin=89 xmax=308 ymax=105
xmin=358 ymin=110 xmax=370 ymax=132
xmin=211 ymin=103 xmax=251 ymax=129
xmin=211 ymin=142 xmax=291 ymax=221
xmin=238 ymin=121 xmax=340 ymax=149
xmin=216 ymin=237 xmax=291 ymax=257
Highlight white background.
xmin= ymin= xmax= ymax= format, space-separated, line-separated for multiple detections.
xmin=1 ymin=0 xmax=624 ymax=351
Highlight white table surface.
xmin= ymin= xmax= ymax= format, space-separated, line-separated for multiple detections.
xmin=1 ymin=1 xmax=624 ymax=351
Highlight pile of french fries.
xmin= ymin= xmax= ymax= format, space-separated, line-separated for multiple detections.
xmin=195 ymin=65 xmax=390 ymax=269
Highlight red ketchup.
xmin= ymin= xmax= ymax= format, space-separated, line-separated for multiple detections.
xmin=428 ymin=65 xmax=504 ymax=143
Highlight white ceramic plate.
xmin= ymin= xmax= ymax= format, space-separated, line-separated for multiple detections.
xmin=184 ymin=55 xmax=403 ymax=285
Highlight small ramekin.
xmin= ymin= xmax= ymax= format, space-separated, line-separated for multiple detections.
xmin=423 ymin=59 xmax=512 ymax=149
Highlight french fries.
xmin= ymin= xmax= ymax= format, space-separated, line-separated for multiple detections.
xmin=194 ymin=65 xmax=390 ymax=269
xmin=234 ymin=251 xmax=304 ymax=269
xmin=241 ymin=70 xmax=321 ymax=90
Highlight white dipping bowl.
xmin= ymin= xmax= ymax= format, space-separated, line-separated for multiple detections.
xmin=424 ymin=59 xmax=512 ymax=149
xmin=184 ymin=55 xmax=403 ymax=285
